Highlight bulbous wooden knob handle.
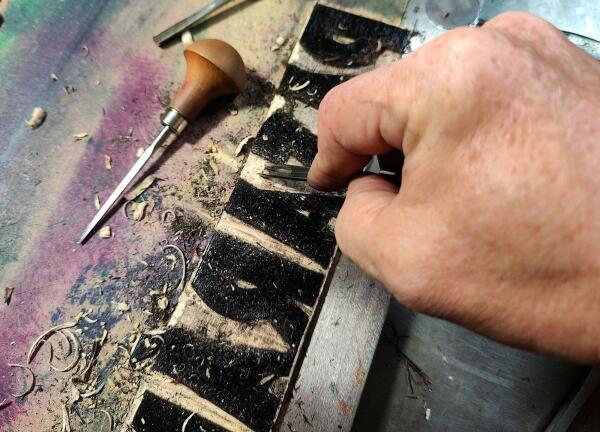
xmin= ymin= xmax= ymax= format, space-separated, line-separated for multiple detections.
xmin=170 ymin=39 xmax=246 ymax=120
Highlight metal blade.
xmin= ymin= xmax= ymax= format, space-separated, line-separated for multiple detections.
xmin=77 ymin=125 xmax=173 ymax=244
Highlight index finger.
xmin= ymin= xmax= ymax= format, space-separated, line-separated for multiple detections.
xmin=308 ymin=60 xmax=418 ymax=191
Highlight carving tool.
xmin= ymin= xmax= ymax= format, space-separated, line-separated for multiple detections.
xmin=261 ymin=153 xmax=403 ymax=182
xmin=78 ymin=39 xmax=246 ymax=244
xmin=153 ymin=0 xmax=233 ymax=47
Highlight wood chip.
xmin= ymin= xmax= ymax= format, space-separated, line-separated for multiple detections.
xmin=61 ymin=403 xmax=71 ymax=432
xmin=289 ymin=80 xmax=310 ymax=92
xmin=4 ymin=287 xmax=14 ymax=305
xmin=157 ymin=297 xmax=168 ymax=310
xmin=208 ymin=158 xmax=219 ymax=175
xmin=104 ymin=155 xmax=112 ymax=170
xmin=235 ymin=136 xmax=253 ymax=156
xmin=94 ymin=194 xmax=101 ymax=210
xmin=28 ymin=312 xmax=86 ymax=363
xmin=115 ymin=302 xmax=130 ymax=313
xmin=136 ymin=147 xmax=144 ymax=157
xmin=125 ymin=175 xmax=155 ymax=201
xmin=131 ymin=201 xmax=148 ymax=221
xmin=8 ymin=364 xmax=35 ymax=398
xmin=99 ymin=226 xmax=111 ymax=238
xmin=51 ymin=73 xmax=59 ymax=81
xmin=163 ymin=245 xmax=186 ymax=293
xmin=73 ymin=132 xmax=89 ymax=141
xmin=26 ymin=107 xmax=46 ymax=129
xmin=182 ymin=413 xmax=194 ymax=432
xmin=100 ymin=409 xmax=113 ymax=431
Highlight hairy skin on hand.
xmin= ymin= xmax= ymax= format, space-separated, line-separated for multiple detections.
xmin=309 ymin=12 xmax=600 ymax=363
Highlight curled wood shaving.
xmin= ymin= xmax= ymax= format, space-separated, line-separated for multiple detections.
xmin=4 ymin=287 xmax=14 ymax=305
xmin=61 ymin=403 xmax=71 ymax=432
xmin=0 ymin=399 xmax=12 ymax=410
xmin=83 ymin=315 xmax=98 ymax=324
xmin=163 ymin=245 xmax=186 ymax=293
xmin=208 ymin=158 xmax=219 ymax=175
xmin=100 ymin=409 xmax=113 ymax=431
xmin=131 ymin=201 xmax=148 ymax=221
xmin=52 ymin=329 xmax=73 ymax=360
xmin=81 ymin=381 xmax=105 ymax=398
xmin=104 ymin=155 xmax=112 ymax=170
xmin=161 ymin=209 xmax=176 ymax=223
xmin=8 ymin=364 xmax=35 ymax=398
xmin=26 ymin=107 xmax=46 ymax=129
xmin=99 ymin=226 xmax=112 ymax=239
xmin=182 ymin=413 xmax=194 ymax=432
xmin=125 ymin=175 xmax=155 ymax=201
xmin=73 ymin=132 xmax=89 ymax=141
xmin=289 ymin=80 xmax=310 ymax=92
xmin=235 ymin=136 xmax=253 ymax=156
xmin=28 ymin=312 xmax=86 ymax=363
xmin=49 ymin=330 xmax=80 ymax=373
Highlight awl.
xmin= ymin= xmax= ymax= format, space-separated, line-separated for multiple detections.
xmin=78 ymin=39 xmax=246 ymax=244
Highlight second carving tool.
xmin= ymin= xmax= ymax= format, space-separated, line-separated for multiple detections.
xmin=78 ymin=39 xmax=246 ymax=244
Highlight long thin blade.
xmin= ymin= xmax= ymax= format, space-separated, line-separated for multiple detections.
xmin=78 ymin=126 xmax=172 ymax=244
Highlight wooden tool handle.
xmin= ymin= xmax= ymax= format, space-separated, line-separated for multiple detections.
xmin=170 ymin=39 xmax=246 ymax=120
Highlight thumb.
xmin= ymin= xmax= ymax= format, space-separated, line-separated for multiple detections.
xmin=335 ymin=175 xmax=398 ymax=279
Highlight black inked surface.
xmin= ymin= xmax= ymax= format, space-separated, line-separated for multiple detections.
xmin=152 ymin=327 xmax=291 ymax=432
xmin=194 ymin=232 xmax=321 ymax=323
xmin=279 ymin=64 xmax=351 ymax=109
xmin=300 ymin=4 xmax=411 ymax=67
xmin=226 ymin=180 xmax=342 ymax=267
xmin=252 ymin=109 xmax=317 ymax=165
xmin=132 ymin=391 xmax=225 ymax=432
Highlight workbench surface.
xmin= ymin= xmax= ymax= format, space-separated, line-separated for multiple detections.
xmin=1 ymin=1 xmax=600 ymax=431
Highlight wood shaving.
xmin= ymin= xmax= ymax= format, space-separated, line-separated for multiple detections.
xmin=125 ymin=175 xmax=155 ymax=201
xmin=208 ymin=158 xmax=219 ymax=175
xmin=94 ymin=194 xmax=101 ymax=210
xmin=0 ymin=399 xmax=11 ymax=410
xmin=259 ymin=374 xmax=275 ymax=385
xmin=163 ymin=245 xmax=186 ymax=293
xmin=51 ymin=73 xmax=59 ymax=81
xmin=161 ymin=209 xmax=176 ymax=223
xmin=99 ymin=226 xmax=112 ymax=238
xmin=115 ymin=302 xmax=130 ymax=313
xmin=81 ymin=381 xmax=105 ymax=398
xmin=8 ymin=364 xmax=35 ymax=398
xmin=61 ymin=403 xmax=71 ymax=432
xmin=235 ymin=136 xmax=253 ymax=156
xmin=100 ymin=409 xmax=113 ymax=431
xmin=25 ymin=107 xmax=46 ymax=129
xmin=157 ymin=297 xmax=168 ymax=310
xmin=28 ymin=312 xmax=86 ymax=363
xmin=73 ymin=132 xmax=89 ymax=141
xmin=131 ymin=201 xmax=148 ymax=221
xmin=136 ymin=147 xmax=144 ymax=157
xmin=49 ymin=330 xmax=80 ymax=372
xmin=181 ymin=30 xmax=193 ymax=47
xmin=4 ymin=287 xmax=14 ymax=305
xmin=289 ymin=80 xmax=310 ymax=92
xmin=182 ymin=413 xmax=194 ymax=432
xmin=104 ymin=155 xmax=112 ymax=170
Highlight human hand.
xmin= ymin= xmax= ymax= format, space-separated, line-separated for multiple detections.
xmin=308 ymin=13 xmax=600 ymax=362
